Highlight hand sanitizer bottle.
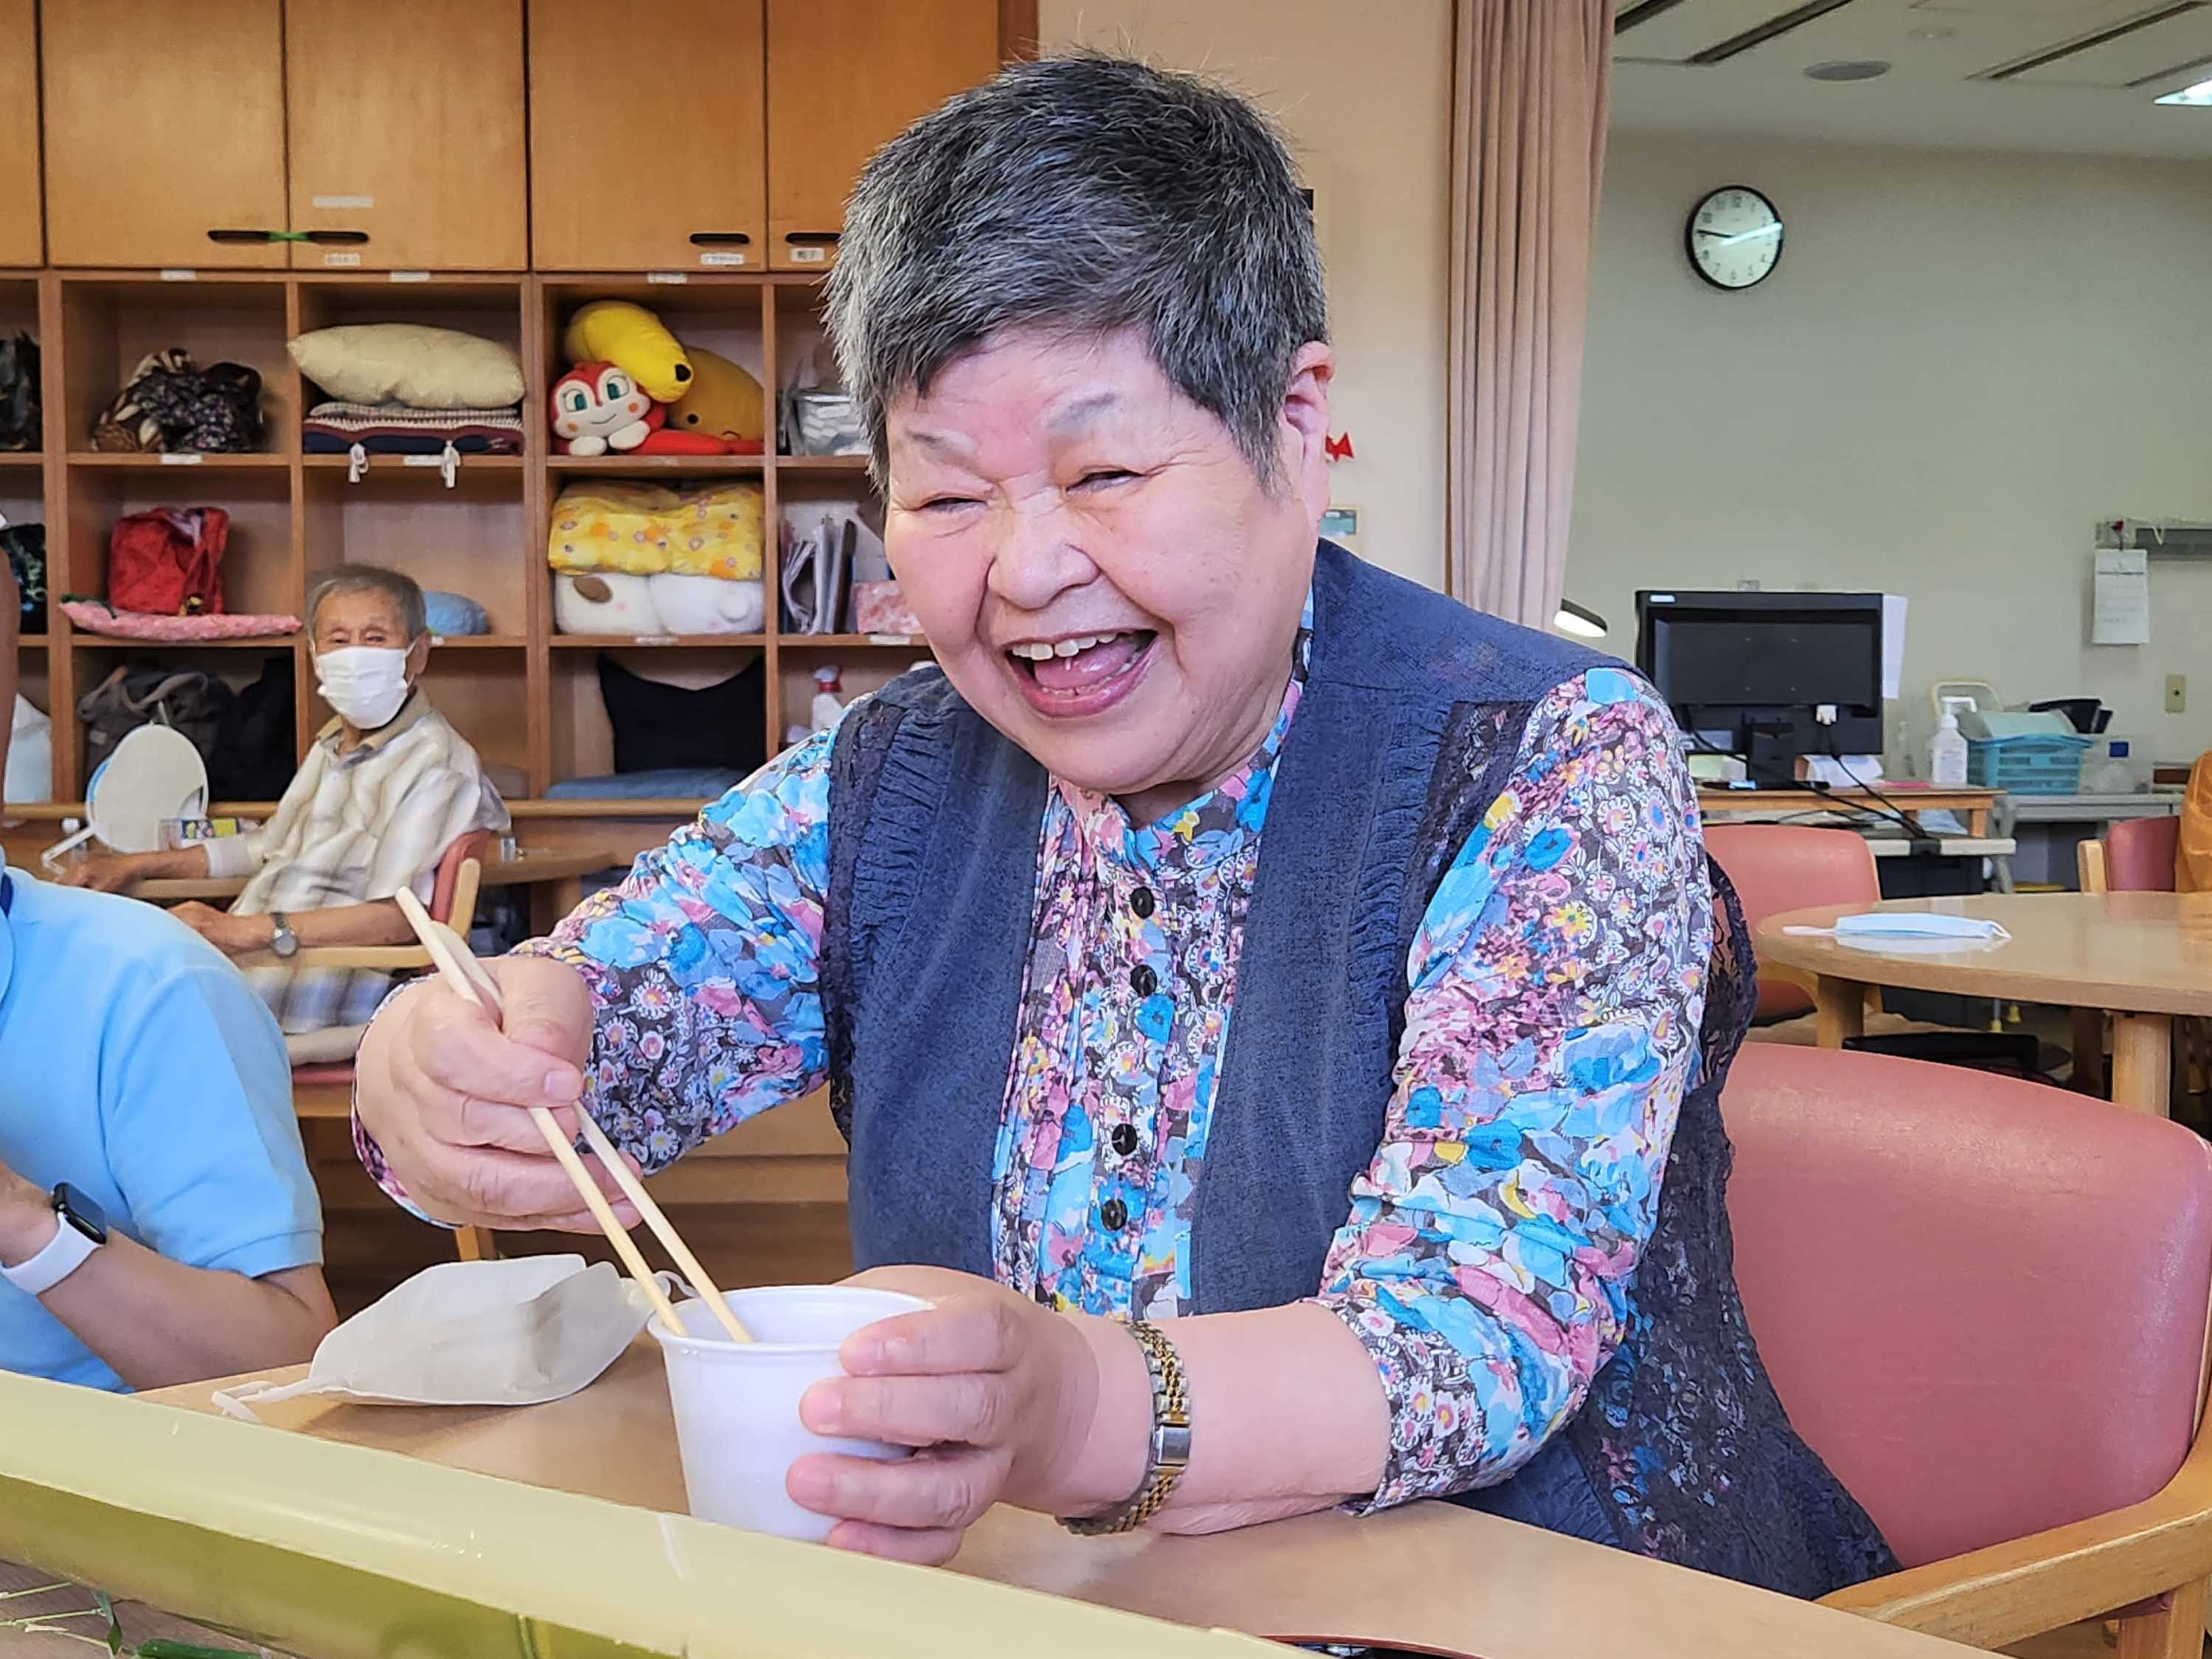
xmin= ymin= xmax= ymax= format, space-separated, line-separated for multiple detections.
xmin=1930 ymin=698 xmax=1970 ymax=786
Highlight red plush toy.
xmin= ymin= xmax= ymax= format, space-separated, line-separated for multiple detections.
xmin=549 ymin=362 xmax=736 ymax=457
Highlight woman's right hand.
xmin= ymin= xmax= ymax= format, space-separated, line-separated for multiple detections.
xmin=58 ymin=852 xmax=147 ymax=892
xmin=352 ymin=955 xmax=639 ymax=1232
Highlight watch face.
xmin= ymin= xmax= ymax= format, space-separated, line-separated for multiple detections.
xmin=1688 ymin=187 xmax=1784 ymax=290
xmin=53 ymin=1182 xmax=108 ymax=1245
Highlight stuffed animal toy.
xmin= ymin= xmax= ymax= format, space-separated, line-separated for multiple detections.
xmin=663 ymin=347 xmax=766 ymax=454
xmin=550 ymin=362 xmax=661 ymax=456
xmin=562 ymin=301 xmax=692 ymax=402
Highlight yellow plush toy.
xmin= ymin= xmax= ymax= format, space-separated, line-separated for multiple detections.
xmin=562 ymin=301 xmax=692 ymax=402
xmin=663 ymin=347 xmax=766 ymax=451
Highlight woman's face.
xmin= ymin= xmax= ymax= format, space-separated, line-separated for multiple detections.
xmin=883 ymin=328 xmax=1332 ymax=819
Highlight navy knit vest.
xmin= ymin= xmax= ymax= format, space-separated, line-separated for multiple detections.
xmin=822 ymin=542 xmax=1895 ymax=1596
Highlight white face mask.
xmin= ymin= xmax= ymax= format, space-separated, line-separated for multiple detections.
xmin=314 ymin=644 xmax=412 ymax=730
xmin=209 ymin=1256 xmax=672 ymax=1420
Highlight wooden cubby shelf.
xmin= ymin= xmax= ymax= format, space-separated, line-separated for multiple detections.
xmin=7 ymin=268 xmax=926 ymax=812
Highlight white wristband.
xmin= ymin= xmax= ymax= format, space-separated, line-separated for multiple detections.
xmin=1 ymin=1214 xmax=100 ymax=1297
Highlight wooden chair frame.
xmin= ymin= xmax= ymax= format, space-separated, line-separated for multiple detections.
xmin=1820 ymin=1298 xmax=2212 ymax=1657
xmin=258 ymin=855 xmax=496 ymax=1264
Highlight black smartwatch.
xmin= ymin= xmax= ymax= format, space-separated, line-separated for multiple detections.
xmin=53 ymin=1182 xmax=108 ymax=1245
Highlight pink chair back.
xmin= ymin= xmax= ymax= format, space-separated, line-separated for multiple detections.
xmin=1723 ymin=1043 xmax=2212 ymax=1568
xmin=1703 ymin=825 xmax=1879 ymax=1020
xmin=2104 ymin=815 xmax=2180 ymax=894
xmin=429 ymin=829 xmax=495 ymax=924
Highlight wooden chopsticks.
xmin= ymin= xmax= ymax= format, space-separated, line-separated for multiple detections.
xmin=392 ymin=888 xmax=754 ymax=1344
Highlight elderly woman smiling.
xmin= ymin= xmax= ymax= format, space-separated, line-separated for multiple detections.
xmin=355 ymin=56 xmax=1892 ymax=1591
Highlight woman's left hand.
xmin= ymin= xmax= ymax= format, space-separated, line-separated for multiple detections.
xmin=788 ymin=1265 xmax=1110 ymax=1565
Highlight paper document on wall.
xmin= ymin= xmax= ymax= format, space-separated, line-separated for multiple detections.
xmin=2092 ymin=550 xmax=2150 ymax=645
xmin=1880 ymin=595 xmax=1906 ymax=700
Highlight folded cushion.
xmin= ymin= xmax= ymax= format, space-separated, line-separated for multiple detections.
xmin=62 ymin=600 xmax=299 ymax=641
xmin=549 ymin=481 xmax=762 ymax=580
xmin=302 ymin=400 xmax=524 ymax=456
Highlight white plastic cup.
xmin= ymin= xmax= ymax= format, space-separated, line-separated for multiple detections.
xmin=651 ymin=1284 xmax=930 ymax=1542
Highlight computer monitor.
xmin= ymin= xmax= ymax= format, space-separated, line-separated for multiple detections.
xmin=1635 ymin=590 xmax=1884 ymax=773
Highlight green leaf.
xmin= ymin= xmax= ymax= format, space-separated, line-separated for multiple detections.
xmin=93 ymin=1590 xmax=119 ymax=1657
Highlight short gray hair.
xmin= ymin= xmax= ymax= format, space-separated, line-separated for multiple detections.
xmin=305 ymin=565 xmax=427 ymax=639
xmin=827 ymin=53 xmax=1327 ymax=491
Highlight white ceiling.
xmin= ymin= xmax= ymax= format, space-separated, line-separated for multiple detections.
xmin=1612 ymin=0 xmax=2212 ymax=158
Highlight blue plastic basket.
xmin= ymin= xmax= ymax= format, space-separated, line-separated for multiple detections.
xmin=1965 ymin=734 xmax=2091 ymax=794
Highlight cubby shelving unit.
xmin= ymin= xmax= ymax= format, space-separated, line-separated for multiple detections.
xmin=8 ymin=268 xmax=917 ymax=814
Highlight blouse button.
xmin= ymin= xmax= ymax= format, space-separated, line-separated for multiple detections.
xmin=1130 ymin=964 xmax=1158 ymax=996
xmin=1111 ymin=1123 xmax=1138 ymax=1156
xmin=1130 ymin=886 xmax=1156 ymax=919
xmin=1099 ymin=1197 xmax=1130 ymax=1231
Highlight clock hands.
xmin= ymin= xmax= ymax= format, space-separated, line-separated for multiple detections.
xmin=1694 ymin=224 xmax=1781 ymax=246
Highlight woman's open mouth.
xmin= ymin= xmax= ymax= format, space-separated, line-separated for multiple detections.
xmin=1004 ymin=629 xmax=1158 ymax=717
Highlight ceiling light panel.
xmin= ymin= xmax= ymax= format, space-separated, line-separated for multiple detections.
xmin=1911 ymin=0 xmax=2166 ymax=18
xmin=1614 ymin=0 xmax=1865 ymax=61
xmin=1980 ymin=2 xmax=2212 ymax=83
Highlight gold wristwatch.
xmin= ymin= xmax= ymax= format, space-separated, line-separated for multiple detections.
xmin=1060 ymin=1320 xmax=1192 ymax=1536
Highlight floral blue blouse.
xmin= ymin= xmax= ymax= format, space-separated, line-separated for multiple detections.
xmin=365 ymin=634 xmax=1710 ymax=1509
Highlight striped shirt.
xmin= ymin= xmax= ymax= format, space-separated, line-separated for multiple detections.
xmin=206 ymin=691 xmax=509 ymax=1033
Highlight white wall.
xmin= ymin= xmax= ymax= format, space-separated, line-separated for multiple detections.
xmin=1038 ymin=1 xmax=1453 ymax=589
xmin=1571 ymin=132 xmax=2212 ymax=765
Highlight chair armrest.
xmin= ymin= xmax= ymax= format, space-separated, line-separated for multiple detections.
xmin=232 ymin=946 xmax=432 ymax=972
xmin=1819 ymin=1413 xmax=2212 ymax=1649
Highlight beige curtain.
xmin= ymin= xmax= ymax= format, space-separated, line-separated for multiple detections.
xmin=1445 ymin=0 xmax=1614 ymax=628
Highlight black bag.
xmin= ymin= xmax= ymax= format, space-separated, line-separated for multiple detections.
xmin=77 ymin=664 xmax=234 ymax=779
xmin=1 ymin=524 xmax=44 ymax=632
xmin=208 ymin=655 xmax=296 ymax=800
xmin=0 ymin=333 xmax=38 ymax=452
xmin=597 ymin=654 xmax=765 ymax=775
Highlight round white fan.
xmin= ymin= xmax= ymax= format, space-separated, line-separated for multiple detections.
xmin=42 ymin=723 xmax=210 ymax=866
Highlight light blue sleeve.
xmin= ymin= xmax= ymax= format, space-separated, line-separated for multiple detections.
xmin=100 ymin=959 xmax=322 ymax=1279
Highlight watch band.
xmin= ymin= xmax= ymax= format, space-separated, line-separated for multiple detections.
xmin=1 ymin=1208 xmax=100 ymax=1297
xmin=1060 ymin=1320 xmax=1192 ymax=1536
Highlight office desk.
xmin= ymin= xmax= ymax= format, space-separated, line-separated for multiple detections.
xmin=106 ymin=1346 xmax=1975 ymax=1659
xmin=1699 ymin=786 xmax=2003 ymax=838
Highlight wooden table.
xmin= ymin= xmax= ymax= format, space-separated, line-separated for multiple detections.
xmin=1759 ymin=892 xmax=2212 ymax=1116
xmin=115 ymin=1343 xmax=1970 ymax=1659
xmin=132 ymin=849 xmax=616 ymax=933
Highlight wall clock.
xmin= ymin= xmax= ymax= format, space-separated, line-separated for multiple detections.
xmin=1687 ymin=186 xmax=1783 ymax=291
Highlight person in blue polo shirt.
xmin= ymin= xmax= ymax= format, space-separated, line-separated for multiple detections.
xmin=0 ymin=561 xmax=334 ymax=1391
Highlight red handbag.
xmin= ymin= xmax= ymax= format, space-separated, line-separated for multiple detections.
xmin=107 ymin=507 xmax=228 ymax=616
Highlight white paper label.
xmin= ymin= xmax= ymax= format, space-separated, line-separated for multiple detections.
xmin=401 ymin=453 xmax=443 ymax=467
xmin=866 ymin=633 xmax=916 ymax=646
xmin=321 ymin=251 xmax=361 ymax=267
xmin=647 ymin=271 xmax=688 ymax=285
xmin=159 ymin=452 xmax=204 ymax=465
xmin=389 ymin=270 xmax=431 ymax=284
xmin=2092 ymin=549 xmax=2151 ymax=646
xmin=633 ymin=633 xmax=678 ymax=645
xmin=787 ymin=246 xmax=829 ymax=265
xmin=698 ymin=251 xmax=747 ymax=268
xmin=311 ymin=193 xmax=374 ymax=209
xmin=159 ymin=268 xmax=197 ymax=282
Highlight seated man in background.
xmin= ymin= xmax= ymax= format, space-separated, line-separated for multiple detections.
xmin=0 ymin=558 xmax=334 ymax=1391
xmin=65 ymin=566 xmax=509 ymax=1059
